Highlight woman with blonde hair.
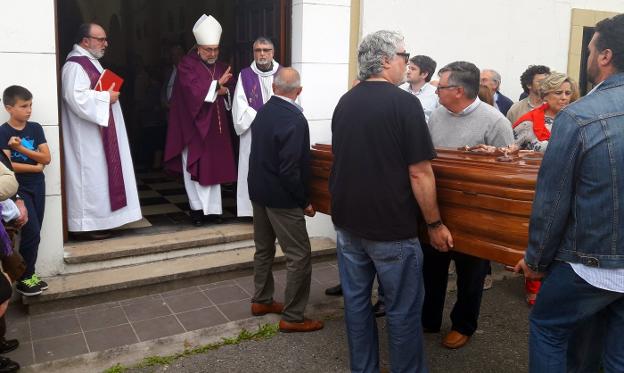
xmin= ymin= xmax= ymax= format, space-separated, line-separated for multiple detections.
xmin=512 ymin=72 xmax=578 ymax=306
xmin=513 ymin=72 xmax=578 ymax=152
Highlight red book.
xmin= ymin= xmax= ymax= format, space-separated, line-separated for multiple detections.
xmin=95 ymin=69 xmax=124 ymax=92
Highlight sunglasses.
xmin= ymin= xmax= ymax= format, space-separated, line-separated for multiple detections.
xmin=396 ymin=52 xmax=410 ymax=64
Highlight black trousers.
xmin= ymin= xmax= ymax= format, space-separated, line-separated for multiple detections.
xmin=421 ymin=243 xmax=488 ymax=336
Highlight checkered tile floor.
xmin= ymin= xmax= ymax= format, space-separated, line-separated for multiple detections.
xmin=116 ymin=171 xmax=238 ymax=236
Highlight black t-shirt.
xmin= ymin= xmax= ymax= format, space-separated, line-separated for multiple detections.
xmin=0 ymin=121 xmax=47 ymax=182
xmin=329 ymin=81 xmax=436 ymax=241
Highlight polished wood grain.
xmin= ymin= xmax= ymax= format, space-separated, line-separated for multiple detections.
xmin=309 ymin=144 xmax=542 ymax=266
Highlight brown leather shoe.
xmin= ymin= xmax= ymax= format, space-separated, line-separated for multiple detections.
xmin=251 ymin=301 xmax=284 ymax=316
xmin=442 ymin=330 xmax=470 ymax=349
xmin=279 ymin=319 xmax=324 ymax=333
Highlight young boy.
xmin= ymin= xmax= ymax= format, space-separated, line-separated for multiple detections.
xmin=1 ymin=86 xmax=51 ymax=296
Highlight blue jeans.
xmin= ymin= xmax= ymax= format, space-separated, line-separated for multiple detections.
xmin=529 ymin=262 xmax=624 ymax=373
xmin=336 ymin=228 xmax=427 ymax=373
xmin=17 ymin=175 xmax=45 ymax=280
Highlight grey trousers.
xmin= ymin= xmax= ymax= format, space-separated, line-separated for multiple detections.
xmin=251 ymin=202 xmax=312 ymax=322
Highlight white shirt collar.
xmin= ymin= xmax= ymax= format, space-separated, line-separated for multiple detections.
xmin=251 ymin=60 xmax=280 ymax=77
xmin=445 ymin=97 xmax=481 ymax=117
xmin=587 ymin=81 xmax=605 ymax=96
xmin=493 ymin=91 xmax=500 ymax=110
xmin=72 ymin=44 xmax=98 ymax=60
xmin=406 ymin=82 xmax=433 ymax=95
xmin=275 ymin=95 xmax=303 ymax=112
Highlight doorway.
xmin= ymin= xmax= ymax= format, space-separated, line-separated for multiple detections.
xmin=578 ymin=26 xmax=595 ymax=97
xmin=56 ymin=0 xmax=291 ymax=235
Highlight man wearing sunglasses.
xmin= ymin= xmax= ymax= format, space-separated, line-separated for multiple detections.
xmin=424 ymin=61 xmax=513 ymax=350
xmin=331 ymin=30 xmax=452 ymax=373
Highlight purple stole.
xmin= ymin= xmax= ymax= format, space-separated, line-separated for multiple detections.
xmin=240 ymin=66 xmax=279 ymax=111
xmin=67 ymin=56 xmax=127 ymax=211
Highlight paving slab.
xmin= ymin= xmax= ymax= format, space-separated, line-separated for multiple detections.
xmin=25 ymin=237 xmax=336 ymax=311
xmin=122 ymin=275 xmax=530 ymax=373
xmin=12 ymin=262 xmax=532 ymax=373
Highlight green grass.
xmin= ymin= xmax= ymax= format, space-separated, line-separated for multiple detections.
xmin=103 ymin=364 xmax=126 ymax=373
xmin=103 ymin=323 xmax=279 ymax=373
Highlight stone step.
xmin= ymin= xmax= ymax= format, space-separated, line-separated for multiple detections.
xmin=24 ymin=237 xmax=337 ymax=314
xmin=64 ymin=223 xmax=254 ymax=264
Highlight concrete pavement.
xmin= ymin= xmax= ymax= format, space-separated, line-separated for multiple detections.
xmin=124 ymin=270 xmax=530 ymax=373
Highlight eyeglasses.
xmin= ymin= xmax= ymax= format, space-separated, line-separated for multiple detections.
xmin=396 ymin=52 xmax=410 ymax=64
xmin=254 ymin=48 xmax=273 ymax=53
xmin=88 ymin=36 xmax=107 ymax=42
xmin=435 ymin=85 xmax=459 ymax=92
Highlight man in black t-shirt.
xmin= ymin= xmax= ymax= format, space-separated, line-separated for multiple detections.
xmin=330 ymin=30 xmax=453 ymax=373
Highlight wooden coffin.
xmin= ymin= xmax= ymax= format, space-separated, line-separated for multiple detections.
xmin=309 ymin=143 xmax=543 ymax=266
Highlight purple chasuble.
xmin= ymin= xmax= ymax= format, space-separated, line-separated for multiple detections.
xmin=163 ymin=51 xmax=237 ymax=186
xmin=66 ymin=56 xmax=127 ymax=211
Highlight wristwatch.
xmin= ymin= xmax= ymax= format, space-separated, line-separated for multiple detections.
xmin=426 ymin=220 xmax=443 ymax=229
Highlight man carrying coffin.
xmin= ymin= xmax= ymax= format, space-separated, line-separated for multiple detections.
xmin=164 ymin=15 xmax=237 ymax=226
xmin=232 ymin=37 xmax=280 ymax=218
xmin=61 ymin=23 xmax=142 ymax=240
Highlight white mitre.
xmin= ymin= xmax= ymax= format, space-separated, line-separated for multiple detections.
xmin=193 ymin=14 xmax=222 ymax=45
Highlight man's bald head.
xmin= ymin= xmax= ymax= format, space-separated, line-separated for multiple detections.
xmin=272 ymin=67 xmax=302 ymax=99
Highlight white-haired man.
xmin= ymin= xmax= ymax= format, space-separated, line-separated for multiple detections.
xmin=331 ymin=30 xmax=452 ymax=373
xmin=480 ymin=68 xmax=513 ymax=116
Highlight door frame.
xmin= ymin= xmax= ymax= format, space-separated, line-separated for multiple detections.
xmin=55 ymin=0 xmax=293 ymax=242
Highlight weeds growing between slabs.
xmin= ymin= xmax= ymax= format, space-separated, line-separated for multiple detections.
xmin=103 ymin=323 xmax=280 ymax=373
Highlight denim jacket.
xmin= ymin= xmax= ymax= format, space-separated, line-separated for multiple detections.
xmin=525 ymin=73 xmax=624 ymax=272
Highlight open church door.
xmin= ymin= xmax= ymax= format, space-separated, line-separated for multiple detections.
xmin=233 ymin=0 xmax=291 ymax=72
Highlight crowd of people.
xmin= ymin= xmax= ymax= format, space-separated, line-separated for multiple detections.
xmin=0 ymin=8 xmax=622 ymax=373
xmin=326 ymin=13 xmax=624 ymax=373
xmin=245 ymin=12 xmax=624 ymax=371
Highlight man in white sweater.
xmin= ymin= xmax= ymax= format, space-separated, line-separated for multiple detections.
xmin=425 ymin=61 xmax=513 ymax=350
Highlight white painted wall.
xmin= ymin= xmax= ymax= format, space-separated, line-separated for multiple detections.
xmin=360 ymin=0 xmax=624 ymax=101
xmin=12 ymin=0 xmax=621 ymax=275
xmin=0 ymin=0 xmax=64 ymax=277
xmin=293 ymin=0 xmax=352 ymax=239
xmin=0 ymin=0 xmax=347 ymax=278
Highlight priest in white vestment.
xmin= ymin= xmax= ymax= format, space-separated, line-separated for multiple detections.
xmin=232 ymin=37 xmax=280 ymax=217
xmin=61 ymin=23 xmax=141 ymax=236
